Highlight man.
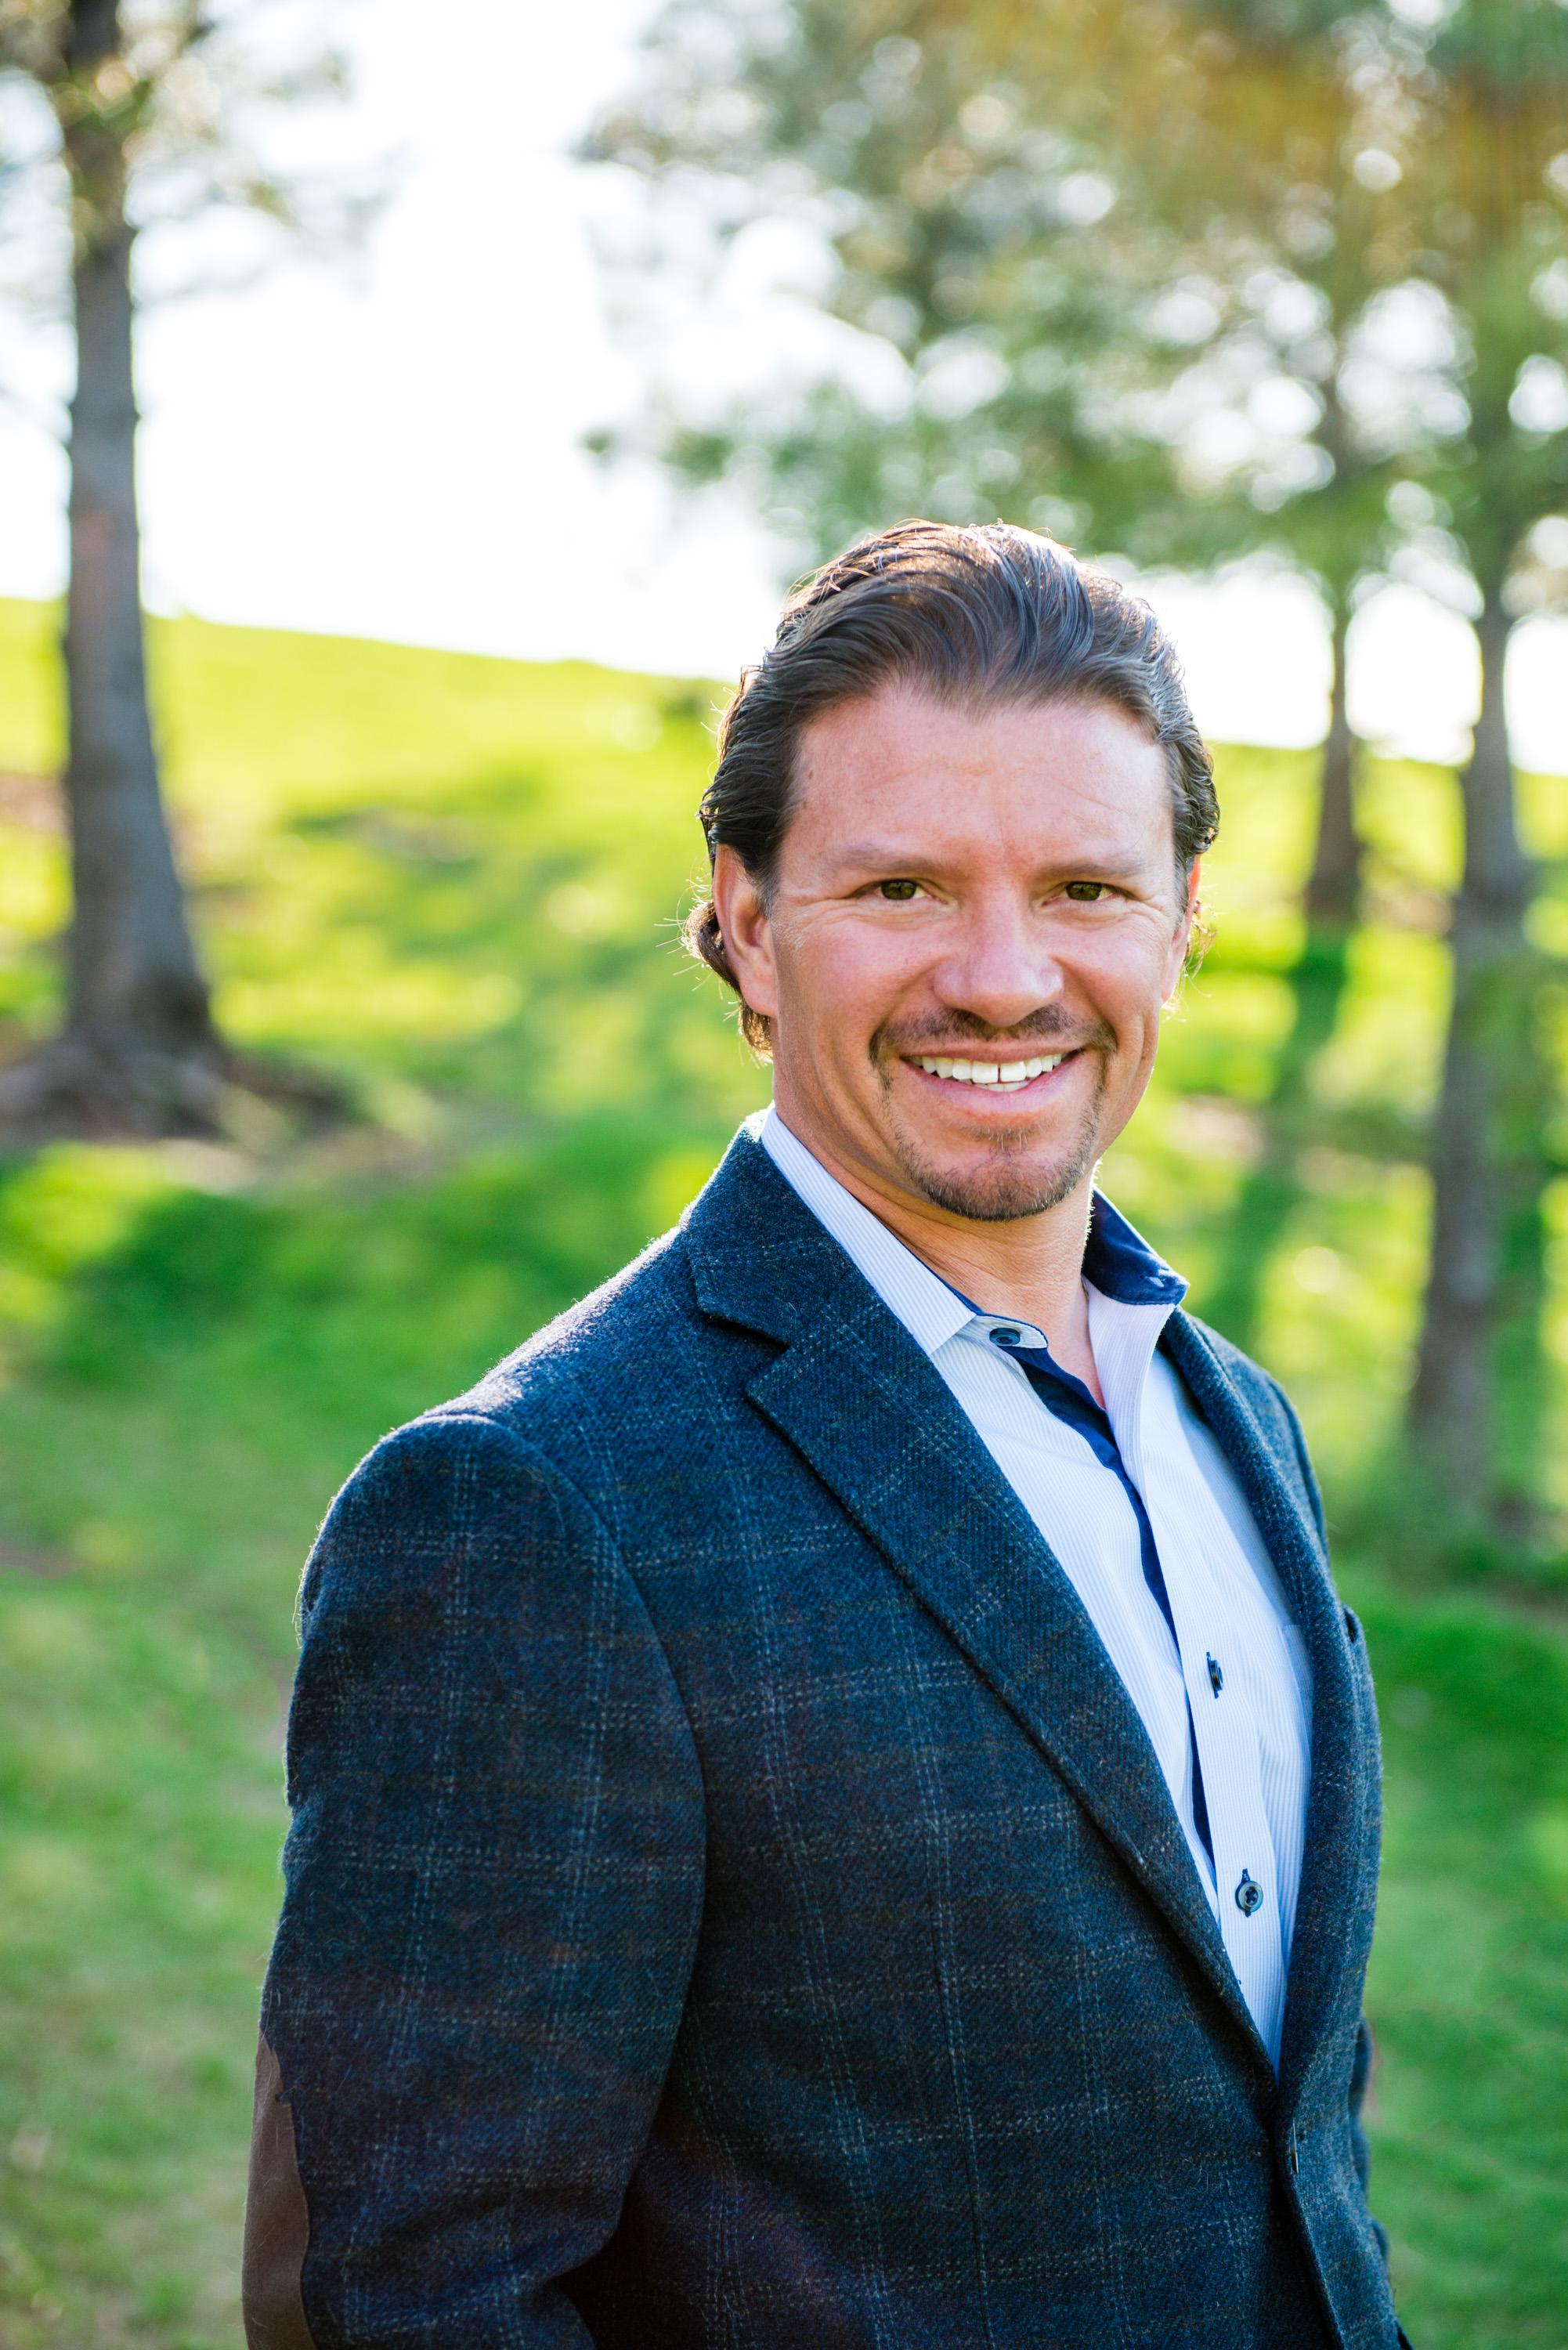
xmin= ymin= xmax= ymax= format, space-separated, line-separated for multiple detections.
xmin=246 ymin=522 xmax=1404 ymax=2348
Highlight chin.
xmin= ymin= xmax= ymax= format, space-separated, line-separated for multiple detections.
xmin=894 ymin=1129 xmax=1100 ymax=1224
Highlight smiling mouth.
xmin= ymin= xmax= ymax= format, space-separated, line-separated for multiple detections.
xmin=908 ymin=1050 xmax=1072 ymax=1094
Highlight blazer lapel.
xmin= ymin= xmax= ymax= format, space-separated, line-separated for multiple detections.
xmin=1160 ymin=1315 xmax=1371 ymax=2103
xmin=685 ymin=1133 xmax=1269 ymax=2073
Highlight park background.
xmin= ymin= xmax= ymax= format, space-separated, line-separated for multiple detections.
xmin=2 ymin=1 xmax=1567 ymax=2343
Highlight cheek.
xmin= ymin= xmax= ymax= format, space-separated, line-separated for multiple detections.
xmin=1075 ymin=927 xmax=1176 ymax=1016
xmin=783 ymin=916 xmax=923 ymax=1015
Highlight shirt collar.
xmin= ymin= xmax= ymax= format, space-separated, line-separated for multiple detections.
xmin=756 ymin=1107 xmax=1187 ymax=1358
xmin=1082 ymin=1193 xmax=1188 ymax=1311
xmin=757 ymin=1108 xmax=973 ymax=1357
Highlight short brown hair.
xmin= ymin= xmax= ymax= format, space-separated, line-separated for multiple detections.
xmin=688 ymin=519 xmax=1219 ymax=1054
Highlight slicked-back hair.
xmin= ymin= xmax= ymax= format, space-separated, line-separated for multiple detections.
xmin=687 ymin=519 xmax=1219 ymax=1055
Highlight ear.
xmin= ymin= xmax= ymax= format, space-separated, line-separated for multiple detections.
xmin=1164 ymin=859 xmax=1202 ymax=1000
xmin=711 ymin=845 xmax=780 ymax=1026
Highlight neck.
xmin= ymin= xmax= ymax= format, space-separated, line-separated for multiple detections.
xmin=772 ymin=1104 xmax=1100 ymax=1385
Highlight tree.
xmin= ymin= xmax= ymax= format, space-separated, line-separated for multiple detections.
xmin=589 ymin=2 xmax=1433 ymax=926
xmin=587 ymin=5 xmax=1252 ymax=586
xmin=1038 ymin=0 xmax=1568 ymax=1524
xmin=1134 ymin=10 xmax=1417 ymax=924
xmin=0 ymin=0 xmax=371 ymax=1136
xmin=1389 ymin=0 xmax=1568 ymax=1520
xmin=595 ymin=0 xmax=1568 ymax=1526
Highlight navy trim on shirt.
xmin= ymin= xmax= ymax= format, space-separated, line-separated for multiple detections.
xmin=944 ymin=1218 xmax=1212 ymax=1863
xmin=1082 ymin=1192 xmax=1189 ymax=1310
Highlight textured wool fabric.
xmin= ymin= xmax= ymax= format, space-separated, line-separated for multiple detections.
xmin=758 ymin=1102 xmax=1314 ymax=2063
xmin=252 ymin=1124 xmax=1400 ymax=2349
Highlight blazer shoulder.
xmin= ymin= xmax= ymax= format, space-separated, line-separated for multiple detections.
xmin=301 ymin=1406 xmax=620 ymax=1626
xmin=472 ymin=1218 xmax=706 ymax=1402
xmin=1180 ymin=1311 xmax=1292 ymax=1422
xmin=374 ymin=1220 xmax=721 ymax=1496
xmin=1182 ymin=1311 xmax=1276 ymax=1398
xmin=1180 ymin=1311 xmax=1328 ymax=1543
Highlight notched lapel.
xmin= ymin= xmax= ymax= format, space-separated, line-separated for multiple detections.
xmin=681 ymin=1125 xmax=829 ymax=1347
xmin=1162 ymin=1317 xmax=1374 ymax=2104
xmin=746 ymin=1281 xmax=1268 ymax=2072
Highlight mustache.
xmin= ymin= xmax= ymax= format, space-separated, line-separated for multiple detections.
xmin=873 ymin=1010 xmax=1115 ymax=1060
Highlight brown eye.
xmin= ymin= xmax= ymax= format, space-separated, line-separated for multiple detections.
xmin=1064 ymin=881 xmax=1108 ymax=902
xmin=878 ymin=879 xmax=920 ymax=901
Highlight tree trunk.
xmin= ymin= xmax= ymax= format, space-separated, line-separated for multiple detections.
xmin=1407 ymin=584 xmax=1541 ymax=1522
xmin=1304 ymin=589 xmax=1360 ymax=926
xmin=47 ymin=0 xmax=220 ymax=1128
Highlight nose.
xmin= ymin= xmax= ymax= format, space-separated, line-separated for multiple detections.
xmin=932 ymin=894 xmax=1065 ymax=1034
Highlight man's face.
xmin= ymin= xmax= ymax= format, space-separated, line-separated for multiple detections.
xmin=714 ymin=685 xmax=1198 ymax=1224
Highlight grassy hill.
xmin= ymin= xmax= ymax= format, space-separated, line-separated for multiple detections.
xmin=0 ymin=595 xmax=1565 ymax=2345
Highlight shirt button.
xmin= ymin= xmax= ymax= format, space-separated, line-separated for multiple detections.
xmin=1234 ymin=1870 xmax=1263 ymax=1916
xmin=991 ymin=1327 xmax=1023 ymax=1347
xmin=1207 ymin=1652 xmax=1224 ymax=1695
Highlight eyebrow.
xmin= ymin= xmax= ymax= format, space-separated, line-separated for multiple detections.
xmin=828 ymin=842 xmax=1155 ymax=881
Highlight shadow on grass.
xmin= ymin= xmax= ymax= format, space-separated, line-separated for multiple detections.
xmin=0 ymin=1110 xmax=746 ymax=1696
xmin=25 ymin=1111 xmax=724 ymax=1405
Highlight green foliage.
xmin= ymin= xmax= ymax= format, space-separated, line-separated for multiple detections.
xmin=590 ymin=0 xmax=1244 ymax=563
xmin=0 ymin=1579 xmax=282 ymax=2348
xmin=591 ymin=0 xmax=1566 ymax=1521
xmin=1359 ymin=1586 xmax=1568 ymax=2348
xmin=0 ymin=597 xmax=1565 ymax=2343
xmin=0 ymin=0 xmax=375 ymax=278
xmin=591 ymin=0 xmax=1568 ymax=621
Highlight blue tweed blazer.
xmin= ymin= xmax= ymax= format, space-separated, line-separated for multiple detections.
xmin=245 ymin=1124 xmax=1402 ymax=2349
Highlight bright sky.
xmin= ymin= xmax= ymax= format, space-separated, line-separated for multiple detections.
xmin=2 ymin=0 xmax=1564 ymax=769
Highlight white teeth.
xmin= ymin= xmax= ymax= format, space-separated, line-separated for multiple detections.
xmin=912 ymin=1051 xmax=1068 ymax=1088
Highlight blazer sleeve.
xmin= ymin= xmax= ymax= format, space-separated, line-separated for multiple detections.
xmin=244 ymin=1411 xmax=706 ymax=2349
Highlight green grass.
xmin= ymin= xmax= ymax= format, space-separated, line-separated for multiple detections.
xmin=0 ymin=595 xmax=1565 ymax=2345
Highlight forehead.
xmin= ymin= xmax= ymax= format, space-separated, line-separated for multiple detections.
xmin=789 ymin=685 xmax=1176 ymax=866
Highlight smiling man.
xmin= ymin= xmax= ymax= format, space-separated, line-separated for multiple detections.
xmin=246 ymin=523 xmax=1404 ymax=2349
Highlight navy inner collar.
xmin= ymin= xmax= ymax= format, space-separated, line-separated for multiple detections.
xmin=1082 ymin=1192 xmax=1188 ymax=1309
xmin=939 ymin=1192 xmax=1185 ymax=1326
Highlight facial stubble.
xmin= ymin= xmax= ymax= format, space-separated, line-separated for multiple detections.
xmin=874 ymin=1044 xmax=1111 ymax=1224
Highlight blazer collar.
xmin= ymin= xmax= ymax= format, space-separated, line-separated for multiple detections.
xmin=1159 ymin=1315 xmax=1371 ymax=2112
xmin=684 ymin=1129 xmax=1277 ymax=2084
xmin=681 ymin=1118 xmax=846 ymax=1346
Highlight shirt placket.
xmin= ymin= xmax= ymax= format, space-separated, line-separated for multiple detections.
xmin=990 ymin=1310 xmax=1219 ymax=1904
xmin=1172 ymin=1548 xmax=1285 ymax=2055
xmin=1092 ymin=1299 xmax=1288 ymax=2061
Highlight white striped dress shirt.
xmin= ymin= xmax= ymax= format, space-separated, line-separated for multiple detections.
xmin=760 ymin=1107 xmax=1313 ymax=2066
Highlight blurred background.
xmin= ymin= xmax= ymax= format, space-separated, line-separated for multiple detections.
xmin=1 ymin=0 xmax=1566 ymax=2341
